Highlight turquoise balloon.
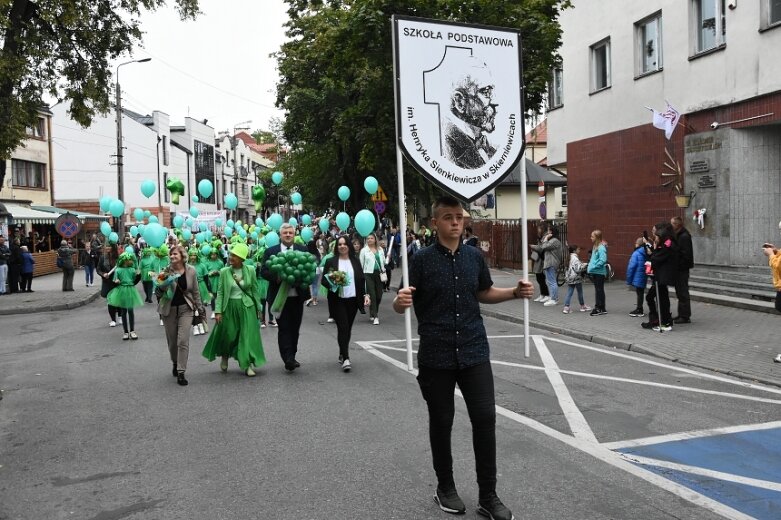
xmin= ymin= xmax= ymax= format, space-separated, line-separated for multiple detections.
xmin=301 ymin=227 xmax=313 ymax=243
xmin=215 ymin=218 xmax=223 ymax=227
xmin=108 ymin=232 xmax=119 ymax=244
xmin=124 ymin=245 xmax=135 ymax=255
xmin=224 ymin=193 xmax=238 ymax=210
xmin=173 ymin=215 xmax=184 ymax=229
xmin=133 ymin=208 xmax=144 ymax=221
xmin=336 ymin=211 xmax=350 ymax=231
xmin=268 ymin=213 xmax=283 ymax=231
xmin=288 ymin=217 xmax=298 ymax=228
xmin=226 ymin=219 xmax=234 ymax=228
xmin=99 ymin=196 xmax=113 ymax=213
xmin=142 ymin=223 xmax=166 ymax=248
xmin=140 ymin=180 xmax=156 ymax=198
xmin=363 ymin=176 xmax=379 ymax=195
xmin=271 ymin=171 xmax=283 ymax=185
xmin=100 ymin=221 xmax=112 ymax=236
xmin=202 ymin=245 xmax=212 ymax=256
xmin=189 ymin=206 xmax=200 ymax=218
xmin=355 ymin=209 xmax=376 ymax=237
xmin=236 ymin=220 xmax=243 ymax=229
xmin=318 ymin=219 xmax=330 ymax=233
xmin=185 ymin=218 xmax=194 ymax=228
xmin=148 ymin=215 xmax=159 ymax=224
xmin=251 ymin=231 xmax=259 ymax=240
xmin=195 ymin=233 xmax=204 ymax=243
xmin=255 ymin=217 xmax=264 ymax=227
xmin=239 ymin=229 xmax=247 ymax=239
xmin=224 ymin=227 xmax=233 ymax=238
xmin=192 ymin=195 xmax=199 ymax=203
xmin=198 ymin=222 xmax=208 ymax=232
xmin=337 ymin=186 xmax=350 ymax=202
xmin=291 ymin=192 xmax=302 ymax=205
xmin=129 ymin=226 xmax=139 ymax=237
xmin=137 ymin=224 xmax=146 ymax=235
xmin=109 ymin=199 xmax=125 ymax=218
xmin=182 ymin=229 xmax=192 ymax=241
xmin=264 ymin=231 xmax=280 ymax=247
xmin=143 ymin=210 xmax=152 ymax=218
xmin=198 ymin=179 xmax=214 ymax=199
xmin=301 ymin=214 xmax=312 ymax=226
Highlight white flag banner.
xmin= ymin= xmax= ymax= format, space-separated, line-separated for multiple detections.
xmin=393 ymin=16 xmax=525 ymax=202
xmin=651 ymin=101 xmax=681 ymax=140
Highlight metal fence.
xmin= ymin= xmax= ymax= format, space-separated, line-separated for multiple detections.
xmin=470 ymin=219 xmax=569 ymax=270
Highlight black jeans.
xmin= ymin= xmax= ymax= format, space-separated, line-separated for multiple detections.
xmin=417 ymin=361 xmax=497 ymax=496
xmin=535 ymin=272 xmax=549 ymax=297
xmin=635 ymin=287 xmax=645 ymax=311
xmin=119 ymin=308 xmax=135 ymax=333
xmin=142 ymin=281 xmax=154 ymax=302
xmin=20 ymin=272 xmax=33 ymax=291
xmin=646 ymin=283 xmax=671 ymax=325
xmin=277 ymin=294 xmax=305 ymax=363
xmin=329 ymin=293 xmax=358 ymax=359
xmin=591 ymin=274 xmax=606 ymax=310
xmin=674 ymin=270 xmax=691 ymax=319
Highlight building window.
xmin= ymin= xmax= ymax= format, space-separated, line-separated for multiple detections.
xmin=163 ymin=173 xmax=170 ymax=202
xmin=193 ymin=140 xmax=215 ymax=203
xmin=11 ymin=159 xmax=46 ymax=188
xmin=590 ymin=38 xmax=611 ymax=92
xmin=636 ymin=13 xmax=663 ymax=75
xmin=773 ymin=0 xmax=781 ymax=24
xmin=761 ymin=0 xmax=781 ymax=29
xmin=26 ymin=118 xmax=45 ymax=138
xmin=692 ymin=0 xmax=726 ymax=54
xmin=548 ymin=68 xmax=563 ymax=109
xmin=561 ymin=186 xmax=568 ymax=207
xmin=162 ymin=136 xmax=169 ymax=166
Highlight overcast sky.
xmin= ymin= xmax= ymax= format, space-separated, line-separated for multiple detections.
xmin=115 ymin=0 xmax=289 ymax=135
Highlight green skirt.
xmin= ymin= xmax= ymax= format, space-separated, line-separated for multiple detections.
xmin=106 ymin=285 xmax=144 ymax=309
xmin=202 ymin=298 xmax=265 ymax=370
xmin=258 ymin=278 xmax=269 ymax=300
xmin=198 ymin=279 xmax=210 ymax=302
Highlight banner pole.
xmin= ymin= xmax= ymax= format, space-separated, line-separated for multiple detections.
xmin=520 ymin=157 xmax=530 ymax=357
xmin=391 ymin=16 xmax=414 ymax=371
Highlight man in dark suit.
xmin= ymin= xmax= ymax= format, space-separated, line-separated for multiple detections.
xmin=261 ymin=223 xmax=312 ymax=371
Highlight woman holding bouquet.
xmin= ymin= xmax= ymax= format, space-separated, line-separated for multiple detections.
xmin=202 ymin=242 xmax=266 ymax=377
xmin=322 ymin=235 xmax=370 ymax=372
xmin=157 ymin=245 xmax=205 ymax=385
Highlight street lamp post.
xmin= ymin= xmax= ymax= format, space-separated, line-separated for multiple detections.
xmin=115 ymin=58 xmax=151 ymax=239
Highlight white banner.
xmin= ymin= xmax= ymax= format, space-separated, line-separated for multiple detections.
xmin=393 ymin=16 xmax=525 ymax=202
xmin=176 ymin=209 xmax=227 ymax=231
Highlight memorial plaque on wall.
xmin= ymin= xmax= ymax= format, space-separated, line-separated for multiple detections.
xmin=697 ymin=174 xmax=717 ymax=188
xmin=688 ymin=159 xmax=710 ymax=173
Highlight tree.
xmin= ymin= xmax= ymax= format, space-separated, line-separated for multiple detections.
xmin=274 ymin=0 xmax=571 ymax=217
xmin=0 ymin=0 xmax=200 ymax=187
xmin=252 ymin=129 xmax=277 ymax=144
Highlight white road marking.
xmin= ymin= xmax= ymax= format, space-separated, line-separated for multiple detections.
xmin=532 ymin=335 xmax=598 ymax=443
xmin=356 ymin=339 xmax=756 ymax=520
xmin=622 ymin=454 xmax=781 ymax=493
xmin=603 ymin=421 xmax=781 ymax=450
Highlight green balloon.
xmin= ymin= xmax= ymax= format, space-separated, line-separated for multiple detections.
xmin=286 ymin=275 xmax=295 ymax=284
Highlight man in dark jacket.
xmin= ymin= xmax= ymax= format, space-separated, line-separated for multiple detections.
xmin=671 ymin=216 xmax=694 ymax=323
xmin=642 ymin=222 xmax=679 ymax=331
xmin=260 ymin=223 xmax=311 ymax=372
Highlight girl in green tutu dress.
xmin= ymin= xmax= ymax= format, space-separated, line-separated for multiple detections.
xmin=204 ymin=247 xmax=224 ymax=319
xmin=188 ymin=247 xmax=211 ymax=335
xmin=202 ymin=242 xmax=266 ymax=376
xmin=107 ymin=252 xmax=144 ymax=340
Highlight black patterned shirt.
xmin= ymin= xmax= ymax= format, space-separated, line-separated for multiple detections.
xmin=409 ymin=241 xmax=493 ymax=369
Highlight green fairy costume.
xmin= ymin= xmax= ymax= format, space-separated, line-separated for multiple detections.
xmin=140 ymin=247 xmax=157 ymax=283
xmin=107 ymin=253 xmax=144 ymax=308
xmin=202 ymin=243 xmax=265 ymax=371
xmin=188 ymin=248 xmax=211 ymax=302
xmin=204 ymin=252 xmax=224 ymax=303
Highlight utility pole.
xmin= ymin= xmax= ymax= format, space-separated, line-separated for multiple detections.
xmin=115 ymin=58 xmax=151 ymax=239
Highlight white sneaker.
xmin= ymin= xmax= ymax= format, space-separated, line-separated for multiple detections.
xmin=341 ymin=359 xmax=352 ymax=372
xmin=539 ymin=296 xmax=550 ymax=303
xmin=327 ymin=318 xmax=335 ymax=323
xmin=198 ymin=323 xmax=206 ymax=335
xmin=373 ymin=317 xmax=380 ymax=325
xmin=245 ymin=367 xmax=256 ymax=377
xmin=109 ymin=320 xmax=117 ymax=327
xmin=543 ymin=299 xmax=558 ymax=306
xmin=117 ymin=317 xmax=122 ymax=324
xmin=159 ymin=319 xmax=164 ymax=326
xmin=774 ymin=354 xmax=781 ymax=363
xmin=192 ymin=326 xmax=200 ymax=336
xmin=533 ymin=295 xmax=544 ymax=302
xmin=210 ymin=312 xmax=215 ymax=319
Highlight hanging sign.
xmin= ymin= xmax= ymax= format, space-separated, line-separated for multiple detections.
xmin=55 ymin=213 xmax=81 ymax=239
xmin=393 ymin=15 xmax=525 ymax=202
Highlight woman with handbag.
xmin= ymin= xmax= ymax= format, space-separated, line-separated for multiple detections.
xmin=157 ymin=245 xmax=206 ymax=386
xmin=322 ymin=235 xmax=370 ymax=372
xmin=201 ymin=242 xmax=266 ymax=377
xmin=359 ymin=232 xmax=385 ymax=325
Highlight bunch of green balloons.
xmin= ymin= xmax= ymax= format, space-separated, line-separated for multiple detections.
xmin=266 ymin=249 xmax=318 ymax=313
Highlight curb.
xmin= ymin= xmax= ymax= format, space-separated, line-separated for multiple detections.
xmin=0 ymin=291 xmax=102 ymax=316
xmin=480 ymin=308 xmax=781 ymax=389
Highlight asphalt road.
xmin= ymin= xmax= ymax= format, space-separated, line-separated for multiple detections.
xmin=1 ymin=294 xmax=780 ymax=520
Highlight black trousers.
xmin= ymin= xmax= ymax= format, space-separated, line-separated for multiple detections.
xmin=329 ymin=293 xmax=358 ymax=359
xmin=142 ymin=281 xmax=154 ymax=303
xmin=635 ymin=287 xmax=645 ymax=310
xmin=20 ymin=272 xmax=33 ymax=291
xmin=277 ymin=294 xmax=305 ymax=363
xmin=417 ymin=361 xmax=497 ymax=497
xmin=535 ymin=272 xmax=549 ymax=297
xmin=674 ymin=270 xmax=691 ymax=319
xmin=646 ymin=283 xmax=671 ymax=325
xmin=776 ymin=291 xmax=781 ymax=313
xmin=592 ymin=274 xmax=606 ymax=310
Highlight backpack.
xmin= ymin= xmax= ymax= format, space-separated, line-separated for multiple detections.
xmin=56 ymin=256 xmax=64 ymax=268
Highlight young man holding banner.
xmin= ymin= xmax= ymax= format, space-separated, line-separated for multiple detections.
xmin=393 ymin=195 xmax=532 ymax=520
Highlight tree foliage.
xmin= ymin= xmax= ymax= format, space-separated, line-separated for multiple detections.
xmin=275 ymin=0 xmax=570 ymax=217
xmin=0 ymin=0 xmax=200 ymax=185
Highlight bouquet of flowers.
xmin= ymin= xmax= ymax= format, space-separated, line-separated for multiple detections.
xmin=325 ymin=270 xmax=351 ymax=297
xmin=265 ymin=249 xmax=318 ymax=313
xmin=156 ymin=266 xmax=180 ymax=287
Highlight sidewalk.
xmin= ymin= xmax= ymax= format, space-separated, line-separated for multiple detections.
xmin=3 ymin=269 xmax=779 ymax=388
xmin=0 ymin=272 xmax=101 ymax=315
xmin=486 ymin=269 xmax=780 ymax=388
